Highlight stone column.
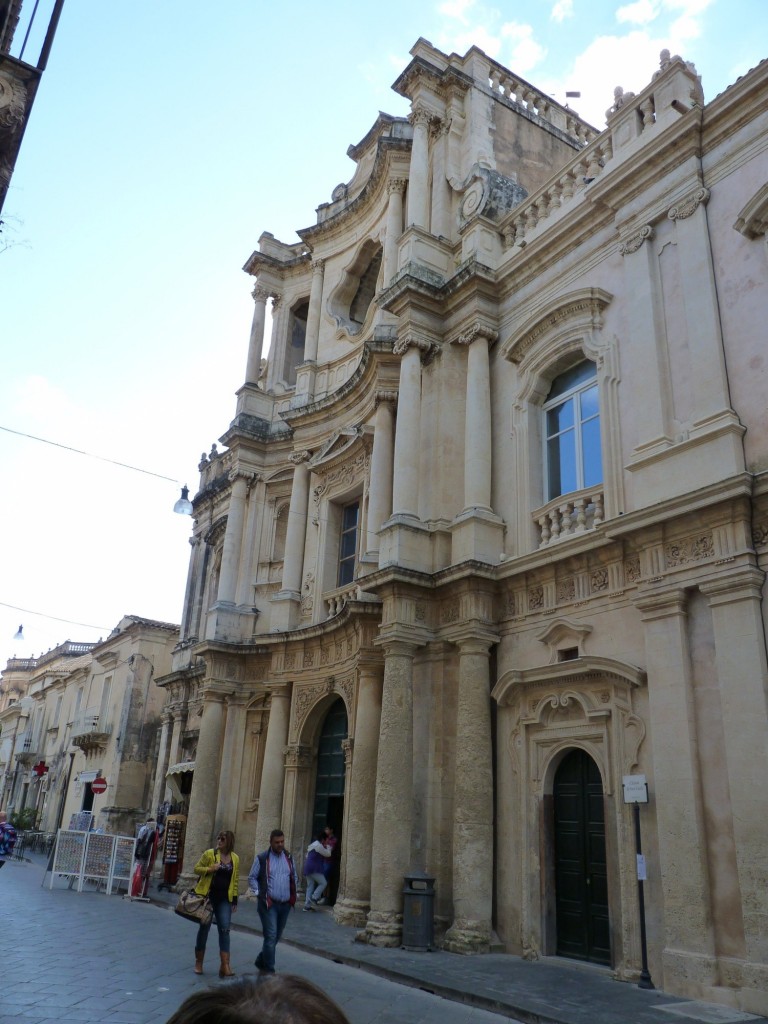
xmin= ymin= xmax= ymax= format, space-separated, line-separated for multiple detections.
xmin=280 ymin=453 xmax=311 ymax=597
xmin=430 ymin=121 xmax=451 ymax=239
xmin=335 ymin=664 xmax=383 ymax=927
xmin=365 ymin=641 xmax=416 ymax=946
xmin=180 ymin=686 xmax=228 ymax=886
xmin=392 ymin=335 xmax=430 ymax=519
xmin=444 ymin=637 xmax=494 ymax=953
xmin=458 ymin=326 xmax=496 ymax=513
xmin=265 ymin=294 xmax=283 ymax=391
xmin=245 ymin=285 xmax=270 ymax=385
xmin=168 ymin=705 xmax=186 ymax=767
xmin=635 ymin=589 xmax=716 ymax=973
xmin=150 ymin=710 xmax=172 ymax=814
xmin=254 ymin=684 xmax=292 ymax=853
xmin=383 ymin=179 xmax=406 ymax=286
xmin=365 ymin=393 xmax=396 ymax=558
xmin=303 ymin=259 xmax=325 ymax=364
xmin=407 ymin=104 xmax=432 ymax=230
xmin=217 ymin=471 xmax=251 ymax=605
xmin=181 ymin=535 xmax=202 ymax=641
xmin=215 ymin=695 xmax=249 ymax=831
xmin=700 ymin=567 xmax=768 ymax=967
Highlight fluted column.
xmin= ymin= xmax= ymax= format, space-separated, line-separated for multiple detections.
xmin=458 ymin=326 xmax=496 ymax=512
xmin=407 ymin=105 xmax=432 ymax=229
xmin=245 ymin=285 xmax=270 ymax=385
xmin=365 ymin=641 xmax=416 ymax=946
xmin=215 ymin=695 xmax=248 ymax=831
xmin=217 ymin=471 xmax=251 ymax=604
xmin=444 ymin=637 xmax=494 ymax=953
xmin=150 ymin=711 xmax=172 ymax=814
xmin=383 ymin=179 xmax=406 ymax=286
xmin=335 ymin=664 xmax=383 ymax=926
xmin=280 ymin=452 xmax=311 ymax=597
xmin=303 ymin=259 xmax=325 ymax=363
xmin=180 ymin=687 xmax=228 ymax=886
xmin=365 ymin=393 xmax=396 ymax=557
xmin=392 ymin=335 xmax=431 ymax=519
xmin=254 ymin=684 xmax=292 ymax=853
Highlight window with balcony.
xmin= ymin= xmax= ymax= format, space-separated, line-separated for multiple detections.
xmin=544 ymin=360 xmax=602 ymax=501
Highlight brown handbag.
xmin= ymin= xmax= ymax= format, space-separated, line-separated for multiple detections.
xmin=174 ymin=888 xmax=213 ymax=926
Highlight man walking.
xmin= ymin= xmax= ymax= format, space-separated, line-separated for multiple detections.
xmin=0 ymin=812 xmax=17 ymax=868
xmin=248 ymin=829 xmax=297 ymax=974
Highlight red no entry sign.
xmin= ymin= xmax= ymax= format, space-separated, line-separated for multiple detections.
xmin=91 ymin=777 xmax=107 ymax=794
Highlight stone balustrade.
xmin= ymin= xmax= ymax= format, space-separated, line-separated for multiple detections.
xmin=324 ymin=581 xmax=360 ymax=618
xmin=533 ymin=487 xmax=604 ymax=548
xmin=488 ymin=64 xmax=598 ymax=144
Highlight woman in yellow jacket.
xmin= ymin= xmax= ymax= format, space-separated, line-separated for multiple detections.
xmin=193 ymin=829 xmax=239 ymax=977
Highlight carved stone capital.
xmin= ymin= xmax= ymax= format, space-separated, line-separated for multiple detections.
xmin=386 ymin=177 xmax=407 ymax=196
xmin=375 ymin=389 xmax=398 ymax=407
xmin=271 ymin=293 xmax=283 ymax=310
xmin=289 ymin=450 xmax=312 ymax=466
xmin=409 ymin=104 xmax=435 ymax=129
xmin=454 ymin=323 xmax=499 ymax=347
xmin=393 ymin=333 xmax=438 ymax=362
xmin=311 ymin=258 xmax=325 ymax=274
xmin=668 ymin=187 xmax=710 ymax=221
xmin=252 ymin=284 xmax=271 ymax=304
xmin=228 ymin=469 xmax=258 ymax=488
xmin=619 ymin=225 xmax=654 ymax=256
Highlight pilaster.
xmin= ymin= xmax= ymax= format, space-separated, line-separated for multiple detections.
xmin=254 ymin=684 xmax=292 ymax=853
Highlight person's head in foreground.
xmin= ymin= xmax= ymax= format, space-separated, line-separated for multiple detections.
xmin=164 ymin=973 xmax=351 ymax=1024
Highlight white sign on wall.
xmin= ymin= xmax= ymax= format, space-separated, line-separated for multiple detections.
xmin=622 ymin=774 xmax=649 ymax=803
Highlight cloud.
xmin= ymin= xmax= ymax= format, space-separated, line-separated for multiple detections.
xmin=437 ymin=0 xmax=478 ymax=22
xmin=551 ymin=0 xmax=574 ymax=21
xmin=616 ymin=0 xmax=660 ymax=24
xmin=501 ymin=22 xmax=547 ymax=73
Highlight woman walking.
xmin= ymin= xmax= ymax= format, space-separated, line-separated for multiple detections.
xmin=192 ymin=829 xmax=239 ymax=977
xmin=302 ymin=829 xmax=331 ymax=911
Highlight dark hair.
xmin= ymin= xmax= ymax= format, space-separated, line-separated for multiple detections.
xmin=217 ymin=830 xmax=235 ymax=855
xmin=164 ymin=974 xmax=351 ymax=1024
xmin=315 ymin=829 xmax=327 ymax=842
xmin=269 ymin=829 xmax=284 ymax=841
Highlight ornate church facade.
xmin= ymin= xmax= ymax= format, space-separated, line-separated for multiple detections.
xmin=154 ymin=40 xmax=768 ymax=1012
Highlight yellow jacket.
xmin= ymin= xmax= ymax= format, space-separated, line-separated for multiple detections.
xmin=193 ymin=848 xmax=240 ymax=905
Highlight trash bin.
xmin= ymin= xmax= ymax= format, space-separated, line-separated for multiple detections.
xmin=401 ymin=872 xmax=435 ymax=951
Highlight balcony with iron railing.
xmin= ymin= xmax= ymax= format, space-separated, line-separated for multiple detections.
xmin=71 ymin=709 xmax=111 ymax=753
xmin=15 ymin=730 xmax=38 ymax=763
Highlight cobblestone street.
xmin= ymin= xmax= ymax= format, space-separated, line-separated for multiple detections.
xmin=1 ymin=855 xmax=515 ymax=1024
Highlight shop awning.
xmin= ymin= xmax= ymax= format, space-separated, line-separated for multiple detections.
xmin=166 ymin=761 xmax=195 ymax=776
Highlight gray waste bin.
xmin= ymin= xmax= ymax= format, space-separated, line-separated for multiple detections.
xmin=401 ymin=872 xmax=435 ymax=951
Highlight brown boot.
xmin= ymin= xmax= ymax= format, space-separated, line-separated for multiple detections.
xmin=194 ymin=949 xmax=205 ymax=975
xmin=219 ymin=951 xmax=235 ymax=978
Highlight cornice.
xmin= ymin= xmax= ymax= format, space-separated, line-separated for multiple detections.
xmin=492 ymin=655 xmax=646 ymax=706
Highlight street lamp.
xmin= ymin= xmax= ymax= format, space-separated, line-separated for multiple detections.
xmin=173 ymin=485 xmax=193 ymax=516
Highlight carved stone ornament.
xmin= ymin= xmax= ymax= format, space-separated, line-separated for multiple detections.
xmin=252 ymin=284 xmax=271 ymax=304
xmin=665 ymin=533 xmax=714 ymax=567
xmin=311 ymin=258 xmax=325 ymax=273
xmin=668 ymin=187 xmax=710 ymax=221
xmin=619 ymin=225 xmax=654 ymax=256
xmin=393 ymin=333 xmax=437 ymax=361
xmin=0 ymin=71 xmax=27 ymax=133
xmin=454 ymin=323 xmax=499 ymax=348
xmin=386 ymin=178 xmax=407 ymax=196
xmin=290 ymin=450 xmax=312 ymax=465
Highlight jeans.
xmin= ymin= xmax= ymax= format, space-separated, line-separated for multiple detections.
xmin=256 ymin=901 xmax=291 ymax=972
xmin=195 ymin=896 xmax=232 ymax=953
xmin=304 ymin=872 xmax=327 ymax=906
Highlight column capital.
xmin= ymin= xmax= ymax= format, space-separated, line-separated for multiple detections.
xmin=634 ymin=586 xmax=687 ymax=619
xmin=377 ymin=637 xmax=420 ymax=659
xmin=199 ymin=681 xmax=233 ymax=703
xmin=228 ymin=468 xmax=258 ymax=488
xmin=619 ymin=224 xmax=654 ymax=255
xmin=252 ymin=284 xmax=271 ymax=303
xmin=453 ymin=322 xmax=498 ymax=348
xmin=393 ymin=332 xmax=438 ymax=362
xmin=311 ymin=258 xmax=325 ymax=274
xmin=668 ymin=186 xmax=710 ymax=221
xmin=283 ymin=742 xmax=313 ymax=769
xmin=289 ymin=449 xmax=312 ymax=466
xmin=271 ymin=293 xmax=283 ymax=310
xmin=454 ymin=635 xmax=497 ymax=657
xmin=698 ymin=564 xmax=766 ymax=604
xmin=375 ymin=389 xmax=398 ymax=407
xmin=386 ymin=177 xmax=407 ymax=196
xmin=409 ymin=102 xmax=438 ymax=128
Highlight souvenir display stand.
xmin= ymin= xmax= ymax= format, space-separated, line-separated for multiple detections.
xmin=158 ymin=814 xmax=185 ymax=890
xmin=49 ymin=829 xmax=135 ymax=894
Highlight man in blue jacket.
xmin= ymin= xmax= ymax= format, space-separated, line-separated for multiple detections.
xmin=248 ymin=829 xmax=297 ymax=973
xmin=0 ymin=812 xmax=17 ymax=868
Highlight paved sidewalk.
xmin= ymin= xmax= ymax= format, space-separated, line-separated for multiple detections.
xmin=149 ymin=881 xmax=766 ymax=1024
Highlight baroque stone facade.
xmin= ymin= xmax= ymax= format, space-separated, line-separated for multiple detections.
xmin=159 ymin=40 xmax=768 ymax=1014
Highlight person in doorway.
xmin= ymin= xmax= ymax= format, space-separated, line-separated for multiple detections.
xmin=320 ymin=825 xmax=340 ymax=905
xmin=164 ymin=973 xmax=351 ymax=1024
xmin=248 ymin=829 xmax=297 ymax=974
xmin=302 ymin=829 xmax=332 ymax=911
xmin=0 ymin=812 xmax=17 ymax=868
xmin=192 ymin=829 xmax=240 ymax=978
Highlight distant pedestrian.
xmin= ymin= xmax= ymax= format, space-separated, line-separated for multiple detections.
xmin=302 ymin=829 xmax=332 ymax=911
xmin=192 ymin=829 xmax=240 ymax=978
xmin=248 ymin=829 xmax=297 ymax=974
xmin=0 ymin=812 xmax=17 ymax=868
xmin=322 ymin=825 xmax=340 ymax=905
xmin=164 ymin=973 xmax=351 ymax=1024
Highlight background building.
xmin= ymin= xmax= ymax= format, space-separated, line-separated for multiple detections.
xmin=163 ymin=40 xmax=768 ymax=1013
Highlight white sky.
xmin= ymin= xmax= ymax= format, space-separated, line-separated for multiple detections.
xmin=0 ymin=0 xmax=764 ymax=668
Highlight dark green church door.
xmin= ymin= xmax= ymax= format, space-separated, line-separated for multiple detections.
xmin=553 ymin=748 xmax=611 ymax=965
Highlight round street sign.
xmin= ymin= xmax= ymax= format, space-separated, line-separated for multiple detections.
xmin=91 ymin=777 xmax=107 ymax=794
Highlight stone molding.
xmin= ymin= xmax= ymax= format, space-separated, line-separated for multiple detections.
xmin=502 ymin=287 xmax=613 ymax=366
xmin=452 ymin=322 xmax=499 ymax=348
xmin=667 ymin=186 xmax=710 ymax=221
xmin=733 ymin=182 xmax=768 ymax=239
xmin=289 ymin=450 xmax=311 ymax=465
xmin=251 ymin=284 xmax=271 ymax=303
xmin=386 ymin=177 xmax=407 ymax=196
xmin=619 ymin=224 xmax=654 ymax=256
xmin=393 ymin=332 xmax=438 ymax=362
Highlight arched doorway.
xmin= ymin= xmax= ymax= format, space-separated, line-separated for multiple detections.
xmin=553 ymin=748 xmax=611 ymax=965
xmin=311 ymin=698 xmax=348 ymax=904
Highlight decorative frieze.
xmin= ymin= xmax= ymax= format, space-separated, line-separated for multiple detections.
xmin=624 ymin=556 xmax=641 ymax=584
xmin=665 ymin=533 xmax=714 ymax=567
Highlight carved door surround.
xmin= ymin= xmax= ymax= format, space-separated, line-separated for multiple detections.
xmin=492 ymin=654 xmax=647 ymax=978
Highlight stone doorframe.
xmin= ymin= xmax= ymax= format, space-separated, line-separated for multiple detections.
xmin=283 ymin=676 xmax=355 ymax=898
xmin=491 ymin=655 xmax=647 ymax=979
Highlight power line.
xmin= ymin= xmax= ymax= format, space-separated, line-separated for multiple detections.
xmin=0 ymin=601 xmax=109 ymax=631
xmin=0 ymin=425 xmax=180 ymax=483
